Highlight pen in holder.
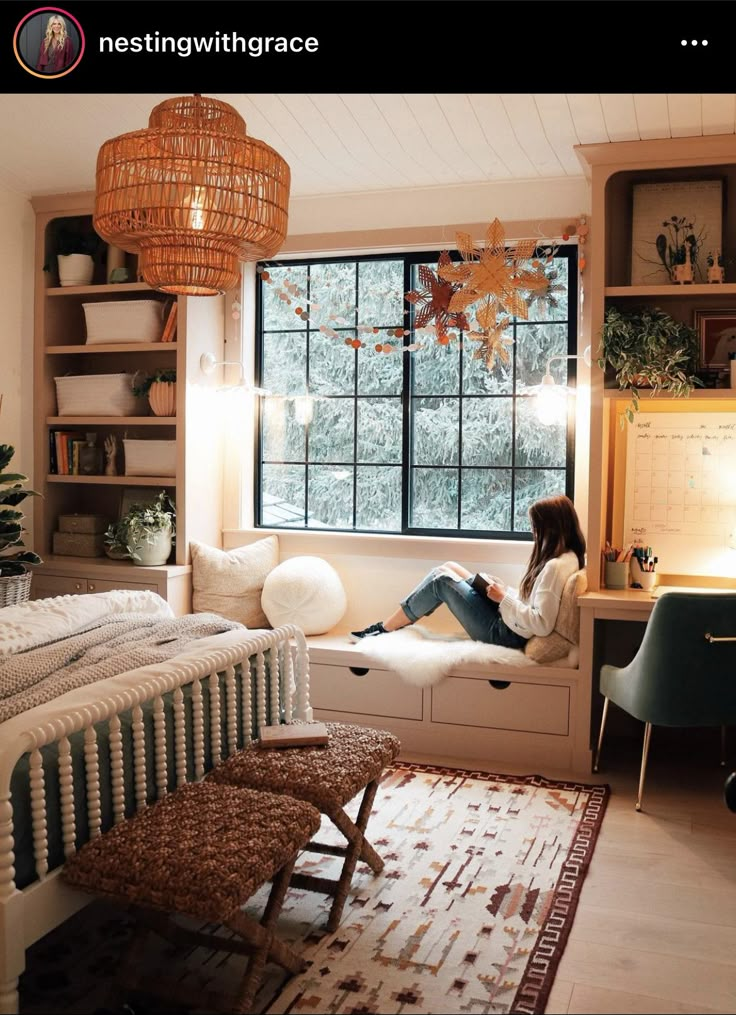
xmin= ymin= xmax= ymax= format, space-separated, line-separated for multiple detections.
xmin=604 ymin=560 xmax=630 ymax=589
xmin=630 ymin=555 xmax=658 ymax=592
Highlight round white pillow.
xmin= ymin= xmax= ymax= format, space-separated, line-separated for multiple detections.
xmin=261 ymin=556 xmax=347 ymax=635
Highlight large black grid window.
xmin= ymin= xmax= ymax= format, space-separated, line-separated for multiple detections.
xmin=256 ymin=248 xmax=577 ymax=538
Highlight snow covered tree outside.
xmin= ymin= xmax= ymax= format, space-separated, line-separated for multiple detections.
xmin=257 ymin=249 xmax=576 ymax=536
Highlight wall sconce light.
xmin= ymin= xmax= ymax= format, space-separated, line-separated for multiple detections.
xmin=536 ymin=345 xmax=592 ymax=426
xmin=199 ymin=352 xmax=269 ymax=394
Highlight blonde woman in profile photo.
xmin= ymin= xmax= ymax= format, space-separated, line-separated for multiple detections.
xmin=36 ymin=14 xmax=75 ymax=74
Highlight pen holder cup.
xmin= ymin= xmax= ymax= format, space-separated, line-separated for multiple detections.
xmin=630 ymin=557 xmax=658 ymax=592
xmin=604 ymin=561 xmax=630 ymax=590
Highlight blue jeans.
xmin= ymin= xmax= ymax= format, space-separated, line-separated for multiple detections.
xmin=400 ymin=568 xmax=527 ymax=649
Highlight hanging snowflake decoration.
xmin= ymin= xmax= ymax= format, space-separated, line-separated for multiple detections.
xmin=405 ymin=251 xmax=469 ymax=339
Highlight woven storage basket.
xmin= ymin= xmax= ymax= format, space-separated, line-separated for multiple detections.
xmin=83 ymin=300 xmax=165 ymax=345
xmin=123 ymin=439 xmax=176 ymax=477
xmin=55 ymin=374 xmax=144 ymax=416
xmin=0 ymin=571 xmax=32 ymax=607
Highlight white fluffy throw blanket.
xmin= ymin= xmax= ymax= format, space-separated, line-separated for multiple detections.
xmin=356 ymin=626 xmax=535 ymax=687
xmin=0 ymin=589 xmax=173 ymax=656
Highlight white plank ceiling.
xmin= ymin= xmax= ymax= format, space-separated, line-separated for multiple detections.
xmin=1 ymin=93 xmax=735 ymax=198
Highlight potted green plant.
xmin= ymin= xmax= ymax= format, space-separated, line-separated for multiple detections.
xmin=0 ymin=443 xmax=41 ymax=605
xmin=109 ymin=490 xmax=176 ymax=566
xmin=103 ymin=519 xmax=131 ymax=560
xmin=51 ymin=217 xmax=106 ymax=287
xmin=599 ymin=306 xmax=702 ymax=423
xmin=133 ymin=369 xmax=177 ymax=417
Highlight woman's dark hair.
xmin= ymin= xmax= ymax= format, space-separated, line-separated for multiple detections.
xmin=519 ymin=494 xmax=586 ymax=601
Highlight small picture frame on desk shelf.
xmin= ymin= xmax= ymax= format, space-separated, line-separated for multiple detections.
xmin=694 ymin=309 xmax=736 ymax=369
xmin=630 ymin=179 xmax=724 ymax=285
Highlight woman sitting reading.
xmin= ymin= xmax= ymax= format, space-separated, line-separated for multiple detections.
xmin=350 ymin=494 xmax=586 ymax=648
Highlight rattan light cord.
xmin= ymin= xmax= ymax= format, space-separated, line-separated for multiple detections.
xmin=94 ymin=95 xmax=290 ymax=296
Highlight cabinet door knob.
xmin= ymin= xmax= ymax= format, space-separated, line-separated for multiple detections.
xmin=74 ymin=582 xmax=84 ymax=591
xmin=348 ymin=666 xmax=370 ymax=676
xmin=88 ymin=583 xmax=96 ymax=591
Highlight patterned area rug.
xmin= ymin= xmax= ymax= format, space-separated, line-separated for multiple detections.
xmin=19 ymin=763 xmax=609 ymax=1015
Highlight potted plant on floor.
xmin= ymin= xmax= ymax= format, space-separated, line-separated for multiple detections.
xmin=113 ymin=490 xmax=176 ymax=566
xmin=599 ymin=305 xmax=702 ymax=423
xmin=0 ymin=443 xmax=41 ymax=606
xmin=133 ymin=369 xmax=177 ymax=417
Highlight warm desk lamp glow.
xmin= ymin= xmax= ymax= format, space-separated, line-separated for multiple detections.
xmin=536 ymin=345 xmax=592 ymax=426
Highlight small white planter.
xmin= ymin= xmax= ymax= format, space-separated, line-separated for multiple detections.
xmin=130 ymin=528 xmax=172 ymax=566
xmin=58 ymin=254 xmax=94 ymax=287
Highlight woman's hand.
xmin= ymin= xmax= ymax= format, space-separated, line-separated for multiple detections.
xmin=486 ymin=579 xmax=506 ymax=603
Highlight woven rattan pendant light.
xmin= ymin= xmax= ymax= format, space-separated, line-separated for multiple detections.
xmin=94 ymin=94 xmax=290 ymax=296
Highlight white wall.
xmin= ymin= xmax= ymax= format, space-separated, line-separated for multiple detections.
xmin=0 ymin=183 xmax=35 ymax=536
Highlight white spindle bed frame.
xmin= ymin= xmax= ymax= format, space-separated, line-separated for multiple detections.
xmin=0 ymin=625 xmax=311 ymax=1015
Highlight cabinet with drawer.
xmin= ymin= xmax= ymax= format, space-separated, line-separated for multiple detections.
xmin=31 ymin=557 xmax=192 ymax=615
xmin=309 ymin=661 xmax=423 ymax=721
xmin=432 ymin=675 xmax=570 ymax=736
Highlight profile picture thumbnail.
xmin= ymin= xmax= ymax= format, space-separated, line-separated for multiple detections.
xmin=14 ymin=7 xmax=85 ymax=79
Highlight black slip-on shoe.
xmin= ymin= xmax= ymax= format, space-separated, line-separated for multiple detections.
xmin=348 ymin=621 xmax=387 ymax=642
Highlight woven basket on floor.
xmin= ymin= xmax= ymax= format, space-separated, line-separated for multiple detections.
xmin=0 ymin=571 xmax=32 ymax=607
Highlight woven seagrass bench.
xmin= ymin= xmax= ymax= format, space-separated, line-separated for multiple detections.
xmin=208 ymin=720 xmax=401 ymax=932
xmin=62 ymin=780 xmax=320 ymax=1015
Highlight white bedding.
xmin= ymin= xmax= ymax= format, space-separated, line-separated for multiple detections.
xmin=0 ymin=589 xmax=173 ymax=656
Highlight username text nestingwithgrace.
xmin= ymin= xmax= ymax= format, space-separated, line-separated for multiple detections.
xmin=99 ymin=33 xmax=319 ymax=59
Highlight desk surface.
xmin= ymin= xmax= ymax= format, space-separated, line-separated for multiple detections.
xmin=579 ymin=586 xmax=735 ymax=618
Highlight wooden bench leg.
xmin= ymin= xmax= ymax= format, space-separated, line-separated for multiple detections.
xmin=291 ymin=778 xmax=383 ymax=933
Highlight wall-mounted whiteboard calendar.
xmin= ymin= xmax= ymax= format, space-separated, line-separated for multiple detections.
xmin=623 ymin=413 xmax=736 ymax=575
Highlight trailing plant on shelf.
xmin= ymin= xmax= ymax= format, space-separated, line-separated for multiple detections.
xmin=132 ymin=369 xmax=177 ymax=398
xmin=599 ymin=306 xmax=702 ymax=423
xmin=0 ymin=443 xmax=41 ymax=603
xmin=106 ymin=490 xmax=176 ymax=566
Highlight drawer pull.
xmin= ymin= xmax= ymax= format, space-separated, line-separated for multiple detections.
xmin=88 ymin=583 xmax=96 ymax=591
xmin=74 ymin=582 xmax=84 ymax=591
xmin=349 ymin=666 xmax=370 ymax=677
xmin=488 ymin=679 xmax=511 ymax=690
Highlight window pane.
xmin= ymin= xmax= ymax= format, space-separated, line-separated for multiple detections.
xmin=461 ymin=469 xmax=512 ymax=531
xmin=262 ymin=332 xmax=306 ymax=395
xmin=261 ymin=265 xmax=309 ymax=332
xmin=462 ymin=398 xmax=512 ymax=466
xmin=513 ymin=468 xmax=567 ymax=531
xmin=308 ymin=466 xmax=354 ymax=528
xmin=515 ymin=398 xmax=566 ymax=468
xmin=356 ymin=465 xmax=401 ymax=531
xmin=357 ymin=399 xmax=402 ymax=464
xmin=412 ymin=338 xmax=460 ymax=396
xmin=515 ymin=322 xmax=569 ymax=393
xmin=358 ymin=260 xmax=404 ymax=326
xmin=262 ymin=397 xmax=306 ymax=462
xmin=358 ymin=330 xmax=403 ymax=395
xmin=462 ymin=326 xmax=514 ymax=395
xmin=262 ymin=464 xmax=305 ymax=527
xmin=411 ymin=467 xmax=458 ymax=529
xmin=526 ymin=255 xmax=569 ymax=322
xmin=308 ymin=261 xmax=357 ymax=330
xmin=413 ymin=397 xmax=459 ymax=465
xmin=308 ymin=398 xmax=354 ymax=463
xmin=309 ymin=328 xmax=355 ymax=396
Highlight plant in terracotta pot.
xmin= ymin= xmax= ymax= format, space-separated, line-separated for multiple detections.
xmin=599 ymin=305 xmax=702 ymax=423
xmin=133 ymin=369 xmax=177 ymax=417
xmin=0 ymin=443 xmax=42 ymax=605
xmin=112 ymin=490 xmax=176 ymax=566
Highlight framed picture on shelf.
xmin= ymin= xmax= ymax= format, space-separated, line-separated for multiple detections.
xmin=630 ymin=179 xmax=724 ymax=285
xmin=694 ymin=309 xmax=736 ymax=368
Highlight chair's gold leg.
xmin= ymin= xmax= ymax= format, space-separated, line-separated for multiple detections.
xmin=636 ymin=722 xmax=653 ymax=812
xmin=721 ymin=725 xmax=727 ymax=767
xmin=593 ymin=697 xmax=610 ymax=773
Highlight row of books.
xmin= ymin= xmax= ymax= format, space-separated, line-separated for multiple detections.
xmin=49 ymin=430 xmax=101 ymax=475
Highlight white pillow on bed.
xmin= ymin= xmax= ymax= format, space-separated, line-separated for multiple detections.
xmin=261 ymin=556 xmax=346 ymax=635
xmin=191 ymin=536 xmax=278 ymax=628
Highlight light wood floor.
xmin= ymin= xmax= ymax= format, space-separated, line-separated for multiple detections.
xmin=409 ymin=727 xmax=736 ymax=1015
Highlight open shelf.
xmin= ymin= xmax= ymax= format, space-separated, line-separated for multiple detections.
xmin=46 ymin=282 xmax=152 ymax=296
xmin=47 ymin=416 xmax=175 ymax=425
xmin=47 ymin=475 xmax=176 ymax=486
xmin=603 ymin=388 xmax=736 ymax=400
xmin=605 ymin=283 xmax=736 ymax=298
xmin=46 ymin=343 xmax=177 ymax=355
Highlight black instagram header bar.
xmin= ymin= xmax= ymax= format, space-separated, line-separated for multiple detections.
xmin=1 ymin=1 xmax=728 ymax=93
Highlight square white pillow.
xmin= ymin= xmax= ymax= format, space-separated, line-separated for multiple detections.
xmin=190 ymin=536 xmax=278 ymax=627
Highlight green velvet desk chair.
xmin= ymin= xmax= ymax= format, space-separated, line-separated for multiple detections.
xmin=593 ymin=591 xmax=736 ymax=811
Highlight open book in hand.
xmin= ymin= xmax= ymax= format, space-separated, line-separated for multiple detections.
xmin=258 ymin=722 xmax=329 ymax=748
xmin=470 ymin=573 xmax=490 ymax=594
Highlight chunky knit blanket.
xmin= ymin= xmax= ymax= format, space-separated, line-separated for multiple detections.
xmin=0 ymin=611 xmax=243 ymax=724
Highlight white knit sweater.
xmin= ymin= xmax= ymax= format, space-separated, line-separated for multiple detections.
xmin=499 ymin=551 xmax=580 ymax=639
